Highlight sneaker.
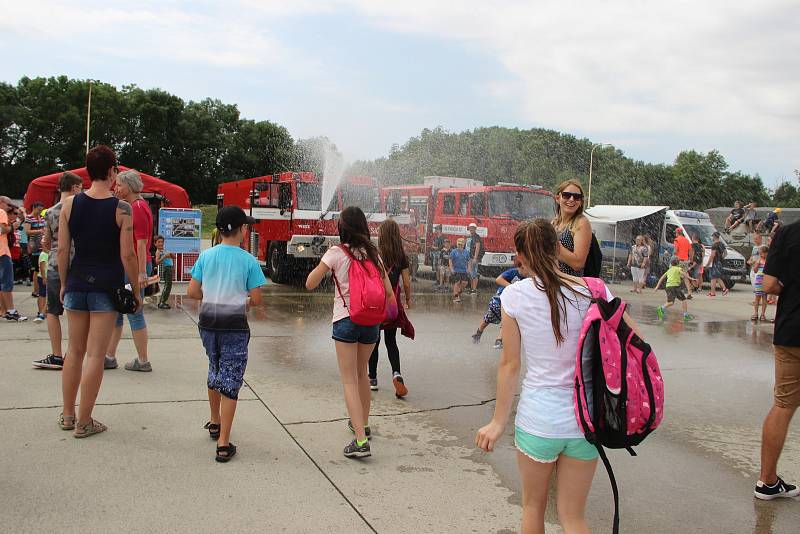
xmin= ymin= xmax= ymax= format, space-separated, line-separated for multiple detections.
xmin=33 ymin=313 xmax=45 ymax=323
xmin=493 ymin=339 xmax=503 ymax=350
xmin=471 ymin=331 xmax=482 ymax=344
xmin=369 ymin=378 xmax=378 ymax=391
xmin=347 ymin=419 xmax=372 ymax=440
xmin=656 ymin=306 xmax=665 ymax=320
xmin=33 ymin=354 xmax=64 ymax=369
xmin=157 ymin=303 xmax=171 ymax=309
xmin=682 ymin=314 xmax=694 ymax=322
xmin=343 ymin=439 xmax=371 ymax=458
xmin=124 ymin=358 xmax=152 ymax=372
xmin=393 ymin=372 xmax=408 ymax=398
xmin=452 ymin=296 xmax=461 ymax=303
xmin=754 ymin=477 xmax=800 ymax=500
xmin=23 ymin=280 xmax=31 ymax=286
xmin=104 ymin=356 xmax=118 ymax=370
xmin=4 ymin=311 xmax=28 ymax=322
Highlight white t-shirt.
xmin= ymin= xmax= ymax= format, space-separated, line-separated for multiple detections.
xmin=500 ymin=277 xmax=613 ymax=438
xmin=321 ymin=245 xmax=373 ymax=323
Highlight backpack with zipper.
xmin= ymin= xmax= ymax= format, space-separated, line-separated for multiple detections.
xmin=332 ymin=245 xmax=387 ymax=326
xmin=574 ymin=277 xmax=665 ymax=534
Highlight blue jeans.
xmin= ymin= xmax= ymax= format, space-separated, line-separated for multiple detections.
xmin=115 ymin=261 xmax=151 ymax=331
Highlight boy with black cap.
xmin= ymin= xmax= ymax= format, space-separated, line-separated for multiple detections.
xmin=187 ymin=206 xmax=266 ymax=463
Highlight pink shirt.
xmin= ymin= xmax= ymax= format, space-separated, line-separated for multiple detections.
xmin=0 ymin=210 xmax=9 ymax=257
xmin=322 ymin=245 xmax=371 ymax=323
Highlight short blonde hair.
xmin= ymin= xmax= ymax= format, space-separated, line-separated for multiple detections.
xmin=456 ymin=238 xmax=465 ymax=246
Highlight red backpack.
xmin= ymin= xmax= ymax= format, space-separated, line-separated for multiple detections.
xmin=574 ymin=277 xmax=665 ymax=534
xmin=332 ymin=245 xmax=387 ymax=326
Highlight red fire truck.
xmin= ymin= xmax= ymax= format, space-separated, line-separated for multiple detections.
xmin=381 ymin=177 xmax=556 ymax=277
xmin=217 ymin=172 xmax=414 ymax=283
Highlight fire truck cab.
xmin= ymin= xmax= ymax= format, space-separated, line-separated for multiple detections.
xmin=382 ymin=178 xmax=556 ymax=277
xmin=218 ymin=172 xmax=413 ymax=284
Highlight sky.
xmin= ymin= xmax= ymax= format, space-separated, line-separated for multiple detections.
xmin=1 ymin=0 xmax=798 ymax=186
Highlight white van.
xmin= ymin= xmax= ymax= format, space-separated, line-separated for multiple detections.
xmin=662 ymin=210 xmax=747 ymax=287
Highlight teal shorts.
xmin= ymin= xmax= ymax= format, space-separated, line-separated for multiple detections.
xmin=515 ymin=426 xmax=598 ymax=463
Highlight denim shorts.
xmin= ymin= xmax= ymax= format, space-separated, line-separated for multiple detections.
xmin=469 ymin=262 xmax=479 ymax=278
xmin=199 ymin=328 xmax=250 ymax=400
xmin=332 ymin=317 xmax=380 ymax=344
xmin=0 ymin=255 xmax=14 ymax=292
xmin=64 ymin=291 xmax=117 ymax=313
xmin=115 ymin=262 xmax=151 ymax=331
xmin=515 ymin=426 xmax=598 ymax=463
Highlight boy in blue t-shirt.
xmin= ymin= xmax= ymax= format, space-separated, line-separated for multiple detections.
xmin=188 ymin=206 xmax=266 ymax=463
xmin=472 ymin=265 xmax=527 ymax=348
xmin=449 ymin=238 xmax=471 ymax=302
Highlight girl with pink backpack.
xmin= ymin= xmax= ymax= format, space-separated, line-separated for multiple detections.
xmin=476 ymin=219 xmax=648 ymax=534
xmin=306 ymin=207 xmax=392 ymax=459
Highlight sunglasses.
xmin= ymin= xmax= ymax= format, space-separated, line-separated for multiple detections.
xmin=560 ymin=191 xmax=583 ymax=201
xmin=113 ymin=165 xmax=120 ymax=174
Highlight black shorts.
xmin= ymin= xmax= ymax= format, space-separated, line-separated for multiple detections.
xmin=46 ymin=273 xmax=63 ymax=315
xmin=450 ymin=272 xmax=469 ymax=283
xmin=666 ymin=287 xmax=686 ymax=303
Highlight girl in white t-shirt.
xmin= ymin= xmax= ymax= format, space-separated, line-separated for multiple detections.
xmin=306 ymin=207 xmax=391 ymax=459
xmin=476 ymin=219 xmax=640 ymax=534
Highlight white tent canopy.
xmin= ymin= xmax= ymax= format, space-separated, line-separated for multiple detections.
xmin=586 ymin=205 xmax=669 ymax=223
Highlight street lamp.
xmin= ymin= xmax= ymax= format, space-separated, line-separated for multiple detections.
xmin=587 ymin=143 xmax=612 ymax=208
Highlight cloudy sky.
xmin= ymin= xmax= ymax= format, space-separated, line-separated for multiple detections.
xmin=2 ymin=0 xmax=798 ymax=185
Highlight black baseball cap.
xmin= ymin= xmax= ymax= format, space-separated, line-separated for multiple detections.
xmin=216 ymin=206 xmax=255 ymax=232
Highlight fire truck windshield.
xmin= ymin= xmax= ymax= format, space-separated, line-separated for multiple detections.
xmin=340 ymin=184 xmax=379 ymax=213
xmin=297 ymin=183 xmax=322 ymax=210
xmin=489 ymin=190 xmax=554 ymax=220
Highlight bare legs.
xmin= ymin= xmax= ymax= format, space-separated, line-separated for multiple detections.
xmin=517 ymin=452 xmax=597 ymax=534
xmin=61 ymin=310 xmax=118 ymax=423
xmin=107 ymin=324 xmax=150 ymax=362
xmin=335 ymin=340 xmax=374 ymax=442
xmin=759 ymin=405 xmax=796 ymax=485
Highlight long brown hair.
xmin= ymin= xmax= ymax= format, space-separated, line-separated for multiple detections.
xmin=378 ymin=219 xmax=405 ymax=270
xmin=514 ymin=219 xmax=579 ymax=345
xmin=553 ymin=179 xmax=586 ymax=232
xmin=338 ymin=206 xmax=385 ymax=276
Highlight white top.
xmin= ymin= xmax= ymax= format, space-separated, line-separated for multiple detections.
xmin=500 ymin=277 xmax=613 ymax=438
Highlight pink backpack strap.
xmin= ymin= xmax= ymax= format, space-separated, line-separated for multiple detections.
xmin=582 ymin=276 xmax=606 ymax=300
xmin=331 ymin=246 xmax=349 ymax=310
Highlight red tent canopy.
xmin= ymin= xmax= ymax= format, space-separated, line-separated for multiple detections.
xmin=23 ymin=166 xmax=191 ymax=210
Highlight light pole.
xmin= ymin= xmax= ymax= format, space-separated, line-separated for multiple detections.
xmin=587 ymin=143 xmax=612 ymax=208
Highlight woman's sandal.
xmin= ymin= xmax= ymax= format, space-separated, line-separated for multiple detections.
xmin=74 ymin=418 xmax=107 ymax=438
xmin=760 ymin=315 xmax=769 ymax=322
xmin=215 ymin=443 xmax=237 ymax=463
xmin=58 ymin=413 xmax=76 ymax=431
xmin=204 ymin=421 xmax=221 ymax=440
xmin=751 ymin=315 xmax=758 ymax=322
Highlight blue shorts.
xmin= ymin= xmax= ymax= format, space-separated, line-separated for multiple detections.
xmin=0 ymin=255 xmax=13 ymax=292
xmin=115 ymin=262 xmax=151 ymax=331
xmin=64 ymin=291 xmax=117 ymax=313
xmin=469 ymin=262 xmax=478 ymax=278
xmin=199 ymin=328 xmax=250 ymax=400
xmin=515 ymin=426 xmax=598 ymax=463
xmin=332 ymin=317 xmax=380 ymax=344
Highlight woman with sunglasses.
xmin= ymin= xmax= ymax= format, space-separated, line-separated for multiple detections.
xmin=552 ymin=179 xmax=592 ymax=277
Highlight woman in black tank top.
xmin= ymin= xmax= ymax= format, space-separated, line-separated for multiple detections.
xmin=57 ymin=146 xmax=142 ymax=438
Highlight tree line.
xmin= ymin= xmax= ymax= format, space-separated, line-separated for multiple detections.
xmin=1 ymin=76 xmax=797 ymax=208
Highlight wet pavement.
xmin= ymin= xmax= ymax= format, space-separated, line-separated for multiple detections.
xmin=2 ymin=277 xmax=798 ymax=533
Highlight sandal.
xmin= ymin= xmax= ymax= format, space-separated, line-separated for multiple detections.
xmin=204 ymin=421 xmax=221 ymax=440
xmin=759 ymin=315 xmax=768 ymax=322
xmin=58 ymin=413 xmax=76 ymax=431
xmin=215 ymin=443 xmax=237 ymax=463
xmin=74 ymin=418 xmax=107 ymax=438
xmin=751 ymin=315 xmax=758 ymax=322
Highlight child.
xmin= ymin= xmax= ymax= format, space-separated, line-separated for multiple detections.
xmin=472 ymin=264 xmax=526 ymax=349
xmin=654 ymin=257 xmax=694 ymax=321
xmin=436 ymin=238 xmax=452 ymax=290
xmin=305 ymin=206 xmax=392 ymax=459
xmin=449 ymin=238 xmax=471 ymax=303
xmin=33 ymin=249 xmax=48 ymax=323
xmin=751 ymin=245 xmax=770 ymax=322
xmin=187 ymin=206 xmax=266 ymax=463
xmin=155 ymin=235 xmax=174 ymax=309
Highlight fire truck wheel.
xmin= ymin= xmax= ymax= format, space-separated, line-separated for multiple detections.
xmin=267 ymin=242 xmax=293 ymax=284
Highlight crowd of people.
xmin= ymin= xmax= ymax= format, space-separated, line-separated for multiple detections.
xmin=4 ymin=147 xmax=799 ymax=531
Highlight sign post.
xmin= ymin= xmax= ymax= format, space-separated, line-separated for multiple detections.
xmin=158 ymin=208 xmax=202 ymax=282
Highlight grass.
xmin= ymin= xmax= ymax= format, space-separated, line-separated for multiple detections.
xmin=194 ymin=204 xmax=218 ymax=239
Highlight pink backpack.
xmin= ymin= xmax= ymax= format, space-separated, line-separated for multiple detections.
xmin=574 ymin=277 xmax=665 ymax=534
xmin=332 ymin=246 xmax=387 ymax=326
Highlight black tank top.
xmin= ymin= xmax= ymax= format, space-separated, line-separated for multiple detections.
xmin=66 ymin=192 xmax=124 ymax=292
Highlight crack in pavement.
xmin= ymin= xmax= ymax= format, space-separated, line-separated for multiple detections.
xmin=0 ymin=398 xmax=261 ymax=411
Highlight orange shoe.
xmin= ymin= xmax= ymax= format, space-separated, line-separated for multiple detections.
xmin=392 ymin=373 xmax=408 ymax=398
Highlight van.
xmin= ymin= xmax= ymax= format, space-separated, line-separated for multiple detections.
xmin=662 ymin=210 xmax=747 ymax=288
